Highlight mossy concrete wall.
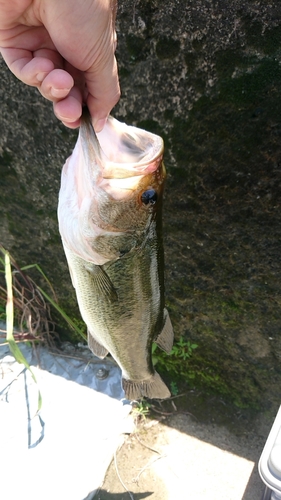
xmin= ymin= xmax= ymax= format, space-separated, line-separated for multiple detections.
xmin=1 ymin=0 xmax=281 ymax=410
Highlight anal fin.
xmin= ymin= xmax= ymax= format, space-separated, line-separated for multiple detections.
xmin=155 ymin=308 xmax=174 ymax=354
xmin=88 ymin=328 xmax=108 ymax=359
xmin=122 ymin=371 xmax=171 ymax=400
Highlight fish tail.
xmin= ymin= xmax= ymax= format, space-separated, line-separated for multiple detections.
xmin=122 ymin=372 xmax=171 ymax=400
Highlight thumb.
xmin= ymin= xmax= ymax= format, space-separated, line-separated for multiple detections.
xmin=85 ymin=51 xmax=120 ymax=132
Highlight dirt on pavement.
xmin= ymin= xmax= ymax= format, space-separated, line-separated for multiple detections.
xmin=96 ymin=391 xmax=275 ymax=500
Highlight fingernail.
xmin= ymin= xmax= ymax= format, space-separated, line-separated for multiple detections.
xmin=95 ymin=118 xmax=107 ymax=132
xmin=51 ymin=87 xmax=71 ymax=98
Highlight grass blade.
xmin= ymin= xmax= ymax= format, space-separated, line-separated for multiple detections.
xmin=4 ymin=248 xmax=42 ymax=413
xmin=37 ymin=285 xmax=86 ymax=341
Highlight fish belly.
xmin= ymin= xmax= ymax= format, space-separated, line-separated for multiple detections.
xmin=62 ymin=241 xmax=173 ymax=400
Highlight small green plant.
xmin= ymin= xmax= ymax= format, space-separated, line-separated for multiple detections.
xmin=131 ymin=399 xmax=151 ymax=422
xmin=170 ymin=381 xmax=179 ymax=396
xmin=170 ymin=337 xmax=198 ymax=360
xmin=152 ymin=336 xmax=198 ymax=378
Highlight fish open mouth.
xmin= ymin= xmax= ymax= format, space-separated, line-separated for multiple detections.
xmin=97 ymin=116 xmax=164 ymax=178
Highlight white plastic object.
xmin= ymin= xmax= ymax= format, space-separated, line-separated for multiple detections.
xmin=259 ymin=405 xmax=281 ymax=499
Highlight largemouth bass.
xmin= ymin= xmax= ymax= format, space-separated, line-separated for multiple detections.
xmin=58 ymin=108 xmax=173 ymax=400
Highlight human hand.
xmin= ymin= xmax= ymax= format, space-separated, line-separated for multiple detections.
xmin=0 ymin=0 xmax=120 ymax=130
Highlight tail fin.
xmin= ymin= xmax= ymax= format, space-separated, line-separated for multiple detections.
xmin=122 ymin=372 xmax=170 ymax=400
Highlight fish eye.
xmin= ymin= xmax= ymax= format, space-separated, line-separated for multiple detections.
xmin=141 ymin=189 xmax=158 ymax=205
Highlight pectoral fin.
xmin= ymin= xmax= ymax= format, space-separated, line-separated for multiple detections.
xmin=87 ymin=329 xmax=109 ymax=359
xmin=84 ymin=263 xmax=117 ymax=300
xmin=154 ymin=308 xmax=174 ymax=354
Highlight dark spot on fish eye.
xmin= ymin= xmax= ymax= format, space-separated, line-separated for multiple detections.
xmin=141 ymin=189 xmax=158 ymax=205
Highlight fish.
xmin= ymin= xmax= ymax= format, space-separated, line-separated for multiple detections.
xmin=57 ymin=107 xmax=174 ymax=400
